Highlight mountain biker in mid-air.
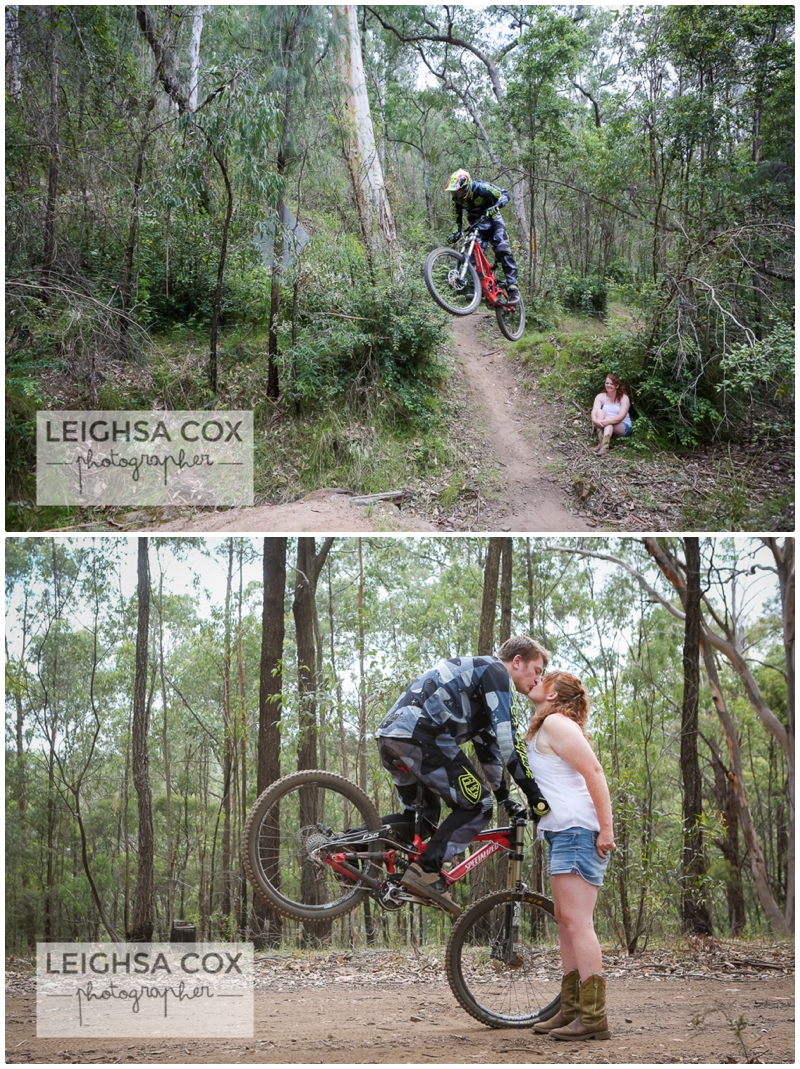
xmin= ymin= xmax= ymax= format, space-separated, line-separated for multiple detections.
xmin=375 ymin=635 xmax=551 ymax=916
xmin=444 ymin=168 xmax=520 ymax=304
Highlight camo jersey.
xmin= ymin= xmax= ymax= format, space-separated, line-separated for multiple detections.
xmin=375 ymin=655 xmax=540 ymax=805
xmin=452 ymin=181 xmax=510 ymax=228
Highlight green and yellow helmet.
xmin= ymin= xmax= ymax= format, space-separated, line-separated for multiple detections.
xmin=444 ymin=169 xmax=470 ymax=192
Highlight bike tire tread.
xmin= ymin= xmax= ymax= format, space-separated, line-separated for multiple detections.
xmin=445 ymin=889 xmax=560 ymax=1029
xmin=242 ymin=769 xmax=382 ymax=923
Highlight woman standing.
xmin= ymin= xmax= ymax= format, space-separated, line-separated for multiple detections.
xmin=591 ymin=373 xmax=631 ymax=455
xmin=526 ymin=670 xmax=615 ymax=1040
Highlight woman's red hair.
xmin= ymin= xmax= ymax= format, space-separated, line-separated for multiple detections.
xmin=605 ymin=373 xmax=627 ymax=404
xmin=527 ymin=670 xmax=591 ymax=741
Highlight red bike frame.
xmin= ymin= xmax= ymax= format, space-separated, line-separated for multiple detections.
xmin=469 ymin=238 xmax=508 ymax=307
xmin=326 ymin=825 xmax=514 ymax=891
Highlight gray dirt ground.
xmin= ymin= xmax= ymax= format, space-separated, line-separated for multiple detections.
xmin=7 ymin=951 xmax=794 ymax=1065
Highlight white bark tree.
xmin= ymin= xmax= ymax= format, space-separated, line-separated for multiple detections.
xmin=6 ymin=5 xmax=21 ymax=101
xmin=188 ymin=5 xmax=204 ymax=112
xmin=336 ymin=5 xmax=396 ymax=250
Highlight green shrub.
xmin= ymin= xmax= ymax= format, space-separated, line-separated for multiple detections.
xmin=562 ymin=274 xmax=608 ymax=316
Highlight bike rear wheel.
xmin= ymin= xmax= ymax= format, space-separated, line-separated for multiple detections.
xmin=446 ymin=890 xmax=561 ymax=1028
xmin=243 ymin=770 xmax=382 ymax=922
xmin=424 ymin=248 xmax=482 ymax=315
xmin=496 ymin=292 xmax=525 ymax=341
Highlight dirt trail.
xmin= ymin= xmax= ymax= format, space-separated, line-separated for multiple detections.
xmin=7 ymin=974 xmax=793 ymax=1064
xmin=155 ymin=493 xmax=436 ymax=533
xmin=153 ymin=313 xmax=588 ymax=535
xmin=450 ymin=314 xmax=589 ymax=532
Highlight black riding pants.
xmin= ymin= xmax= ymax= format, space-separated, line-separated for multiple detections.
xmin=377 ymin=735 xmax=493 ymax=873
xmin=475 ymin=216 xmax=518 ymax=288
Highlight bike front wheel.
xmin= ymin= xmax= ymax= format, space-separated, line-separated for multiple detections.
xmin=496 ymin=292 xmax=525 ymax=341
xmin=243 ymin=770 xmax=382 ymax=922
xmin=424 ymin=248 xmax=482 ymax=315
xmin=446 ymin=890 xmax=561 ymax=1028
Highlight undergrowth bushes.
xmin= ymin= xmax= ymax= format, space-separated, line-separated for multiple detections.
xmin=513 ymin=305 xmax=795 ymax=450
xmin=5 ymin=223 xmax=453 ymax=528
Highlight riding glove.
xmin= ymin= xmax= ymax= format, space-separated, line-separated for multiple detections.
xmin=501 ymin=798 xmax=528 ymax=821
xmin=526 ymin=789 xmax=551 ymax=821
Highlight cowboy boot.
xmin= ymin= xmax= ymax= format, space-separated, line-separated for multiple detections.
xmin=591 ymin=428 xmax=604 ymax=454
xmin=550 ymin=973 xmax=611 ymax=1040
xmin=596 ymin=433 xmax=611 ymax=456
xmin=533 ymin=969 xmax=580 ymax=1033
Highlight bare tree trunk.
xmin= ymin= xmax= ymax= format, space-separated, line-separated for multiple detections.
xmin=679 ymin=538 xmax=713 ymax=935
xmin=6 ymin=5 xmax=21 ymax=100
xmin=120 ymin=94 xmax=156 ymax=334
xmin=157 ymin=565 xmax=174 ymax=936
xmin=254 ymin=537 xmax=287 ymax=947
xmin=40 ymin=7 xmax=60 ymax=295
xmin=188 ymin=4 xmax=204 ymax=112
xmin=237 ymin=545 xmax=249 ymax=940
xmin=336 ymin=5 xmax=396 ymax=250
xmin=293 ymin=538 xmax=335 ymax=941
xmin=701 ymin=636 xmax=790 ymax=934
xmin=498 ymin=539 xmax=513 ymax=646
xmin=209 ymin=147 xmax=232 ymax=394
xmin=703 ymin=734 xmax=746 ymax=934
xmin=478 ymin=539 xmax=503 ymax=654
xmin=221 ymin=540 xmax=234 ymax=925
xmin=129 ymin=538 xmax=154 ymax=942
xmin=764 ymin=538 xmax=794 ymax=929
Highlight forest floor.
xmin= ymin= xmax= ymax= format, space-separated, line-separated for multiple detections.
xmin=6 ymin=940 xmax=794 ymax=1065
xmin=449 ymin=309 xmax=794 ymax=534
xmin=27 ymin=306 xmax=793 ymax=534
xmin=146 ymin=308 xmax=793 ymax=535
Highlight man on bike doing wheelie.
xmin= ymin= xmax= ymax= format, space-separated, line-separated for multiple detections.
xmin=444 ymin=168 xmax=521 ymax=304
xmin=375 ymin=635 xmax=550 ymax=916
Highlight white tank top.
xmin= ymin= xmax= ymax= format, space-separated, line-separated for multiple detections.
xmin=527 ymin=731 xmax=600 ymax=837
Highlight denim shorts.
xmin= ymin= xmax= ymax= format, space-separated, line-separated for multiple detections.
xmin=544 ymin=827 xmax=609 ymax=887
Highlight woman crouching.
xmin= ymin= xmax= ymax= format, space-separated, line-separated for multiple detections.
xmin=526 ymin=670 xmax=615 ymax=1040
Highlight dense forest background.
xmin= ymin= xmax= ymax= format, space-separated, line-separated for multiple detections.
xmin=5 ymin=536 xmax=793 ymax=951
xmin=5 ymin=5 xmax=795 ymax=528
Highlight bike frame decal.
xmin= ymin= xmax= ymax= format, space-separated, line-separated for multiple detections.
xmin=444 ymin=836 xmax=509 ymax=885
xmin=323 ymin=828 xmax=513 ymax=889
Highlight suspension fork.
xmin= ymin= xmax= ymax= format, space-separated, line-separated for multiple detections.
xmin=458 ymin=234 xmax=477 ymax=279
xmin=508 ymin=818 xmax=526 ymax=891
xmin=494 ymin=818 xmax=527 ymax=965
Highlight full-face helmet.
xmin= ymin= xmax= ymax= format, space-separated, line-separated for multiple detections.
xmin=444 ymin=169 xmax=471 ymax=193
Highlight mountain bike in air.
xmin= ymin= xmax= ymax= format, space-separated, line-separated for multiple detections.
xmin=423 ymin=222 xmax=526 ymax=342
xmin=243 ymin=769 xmax=559 ymax=1029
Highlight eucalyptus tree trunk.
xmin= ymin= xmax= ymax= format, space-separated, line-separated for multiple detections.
xmin=478 ymin=539 xmax=503 ymax=655
xmin=129 ymin=538 xmax=154 ymax=942
xmin=254 ymin=537 xmax=287 ymax=946
xmin=679 ymin=538 xmax=713 ymax=935
xmin=336 ymin=5 xmax=397 ymax=251
xmin=236 ymin=544 xmax=248 ymax=940
xmin=764 ymin=537 xmax=794 ymax=928
xmin=40 ymin=7 xmax=60 ymax=296
xmin=6 ymin=6 xmax=21 ymax=100
xmin=188 ymin=5 xmax=204 ymax=112
xmin=293 ymin=537 xmax=335 ymax=942
xmin=157 ymin=566 xmax=174 ymax=936
xmin=498 ymin=540 xmax=513 ymax=646
xmin=221 ymin=540 xmax=234 ymax=925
